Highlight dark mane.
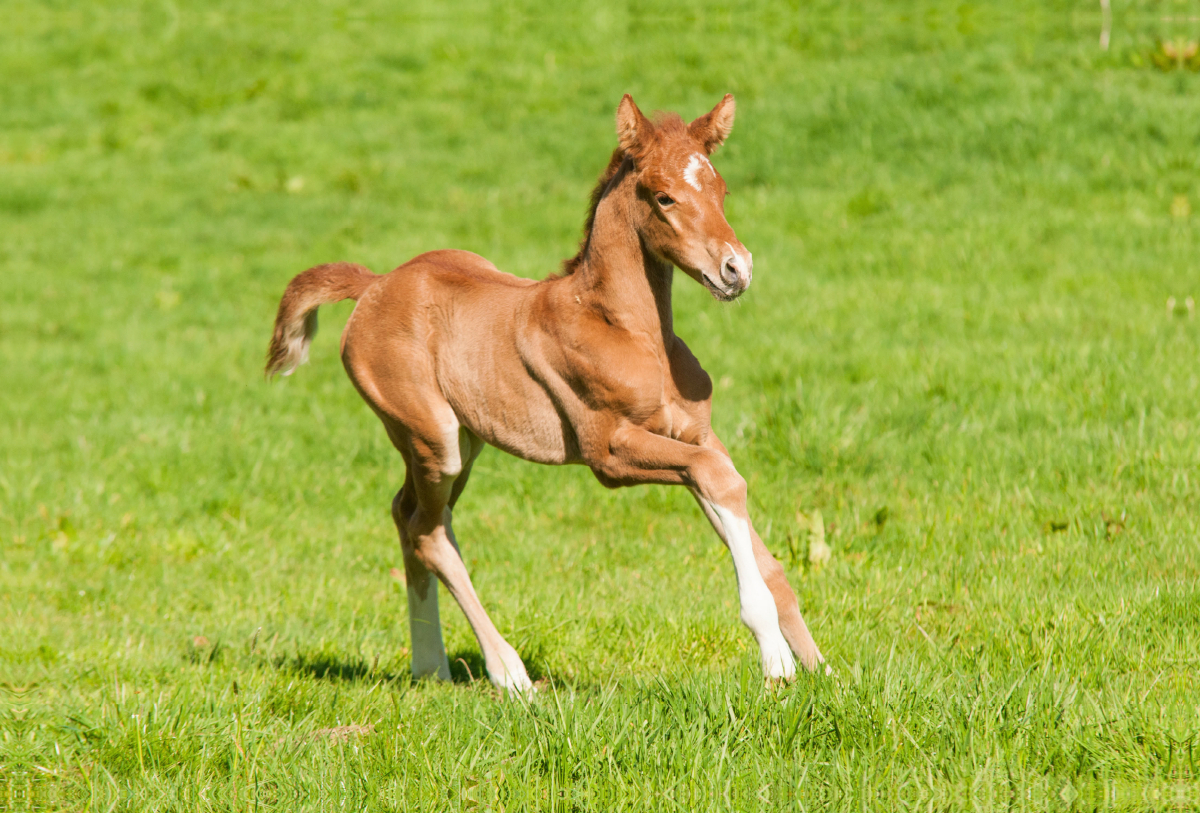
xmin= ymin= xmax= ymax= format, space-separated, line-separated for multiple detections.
xmin=557 ymin=148 xmax=627 ymax=277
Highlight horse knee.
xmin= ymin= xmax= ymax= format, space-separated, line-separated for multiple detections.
xmin=694 ymin=454 xmax=746 ymax=510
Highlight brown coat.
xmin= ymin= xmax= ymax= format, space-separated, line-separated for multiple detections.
xmin=265 ymin=95 xmax=824 ymax=692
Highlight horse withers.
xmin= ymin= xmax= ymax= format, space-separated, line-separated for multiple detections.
xmin=265 ymin=94 xmax=826 ymax=693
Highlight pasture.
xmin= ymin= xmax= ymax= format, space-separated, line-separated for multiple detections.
xmin=2 ymin=2 xmax=1197 ymax=809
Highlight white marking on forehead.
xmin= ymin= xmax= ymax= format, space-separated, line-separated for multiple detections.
xmin=683 ymin=153 xmax=713 ymax=191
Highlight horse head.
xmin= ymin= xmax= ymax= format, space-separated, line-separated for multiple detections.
xmin=616 ymin=94 xmax=753 ymax=302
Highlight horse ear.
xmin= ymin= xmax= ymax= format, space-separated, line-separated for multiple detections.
xmin=616 ymin=94 xmax=652 ymax=158
xmin=688 ymin=94 xmax=736 ymax=155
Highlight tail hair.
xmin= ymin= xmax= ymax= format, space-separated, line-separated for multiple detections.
xmin=265 ymin=262 xmax=377 ymax=378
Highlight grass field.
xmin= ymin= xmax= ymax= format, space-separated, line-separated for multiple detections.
xmin=3 ymin=2 xmax=1198 ymax=810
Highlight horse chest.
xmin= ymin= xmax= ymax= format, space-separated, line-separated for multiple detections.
xmin=585 ymin=338 xmax=710 ymax=442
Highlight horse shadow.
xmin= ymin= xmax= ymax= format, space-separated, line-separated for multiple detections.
xmin=445 ymin=647 xmax=548 ymax=686
xmin=277 ymin=646 xmax=545 ymax=688
xmin=280 ymin=649 xmax=403 ymax=684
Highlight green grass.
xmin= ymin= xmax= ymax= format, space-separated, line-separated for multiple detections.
xmin=3 ymin=2 xmax=1198 ymax=810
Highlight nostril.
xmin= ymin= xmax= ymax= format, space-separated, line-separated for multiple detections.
xmin=721 ymin=258 xmax=740 ymax=286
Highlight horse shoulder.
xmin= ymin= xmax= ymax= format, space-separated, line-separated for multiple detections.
xmin=521 ymin=304 xmax=660 ymax=452
xmin=564 ymin=315 xmax=666 ymax=418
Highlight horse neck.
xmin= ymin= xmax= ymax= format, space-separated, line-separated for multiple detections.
xmin=571 ymin=173 xmax=674 ymax=344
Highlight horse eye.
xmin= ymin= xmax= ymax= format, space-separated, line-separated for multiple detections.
xmin=655 ymin=193 xmax=675 ymax=207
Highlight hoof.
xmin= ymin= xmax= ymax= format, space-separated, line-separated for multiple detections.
xmin=760 ymin=636 xmax=797 ymax=681
xmin=488 ymin=647 xmax=533 ymax=697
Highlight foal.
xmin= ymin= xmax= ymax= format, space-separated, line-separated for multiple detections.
xmin=266 ymin=94 xmax=825 ymax=692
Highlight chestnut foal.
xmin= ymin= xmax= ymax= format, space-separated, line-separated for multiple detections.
xmin=266 ymin=95 xmax=825 ymax=692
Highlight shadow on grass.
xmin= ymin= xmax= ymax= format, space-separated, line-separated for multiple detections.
xmin=278 ymin=650 xmax=405 ymax=685
xmin=273 ymin=645 xmax=546 ymax=688
xmin=448 ymin=646 xmax=546 ymax=686
xmin=447 ymin=649 xmax=487 ymax=684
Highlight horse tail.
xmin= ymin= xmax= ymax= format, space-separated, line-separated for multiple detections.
xmin=265 ymin=262 xmax=377 ymax=378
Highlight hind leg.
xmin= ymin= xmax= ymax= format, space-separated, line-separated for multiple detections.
xmin=391 ymin=420 xmax=532 ymax=693
xmin=392 ymin=473 xmax=451 ymax=681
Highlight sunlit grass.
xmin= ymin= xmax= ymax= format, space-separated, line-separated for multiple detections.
xmin=2 ymin=2 xmax=1197 ymax=810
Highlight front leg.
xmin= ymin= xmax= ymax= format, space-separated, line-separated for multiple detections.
xmin=691 ymin=432 xmax=826 ymax=673
xmin=595 ymin=425 xmax=796 ymax=679
xmin=694 ymin=491 xmax=797 ymax=680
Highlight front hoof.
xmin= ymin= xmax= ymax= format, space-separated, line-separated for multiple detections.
xmin=494 ymin=673 xmax=535 ymax=698
xmin=761 ymin=638 xmax=796 ymax=681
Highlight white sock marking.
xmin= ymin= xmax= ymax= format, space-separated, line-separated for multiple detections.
xmin=408 ymin=580 xmax=451 ymax=680
xmin=710 ymin=503 xmax=795 ymax=679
